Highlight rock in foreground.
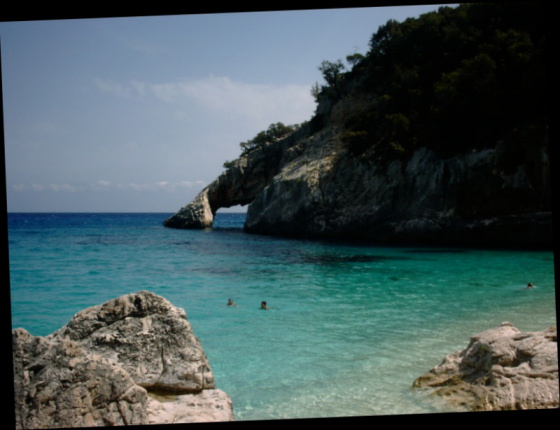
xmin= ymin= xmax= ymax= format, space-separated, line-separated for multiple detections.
xmin=12 ymin=291 xmax=234 ymax=428
xmin=413 ymin=322 xmax=558 ymax=411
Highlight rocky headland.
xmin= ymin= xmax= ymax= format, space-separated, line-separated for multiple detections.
xmin=164 ymin=121 xmax=551 ymax=247
xmin=11 ymin=291 xmax=234 ymax=428
xmin=413 ymin=322 xmax=559 ymax=411
xmin=163 ymin=3 xmax=550 ymax=248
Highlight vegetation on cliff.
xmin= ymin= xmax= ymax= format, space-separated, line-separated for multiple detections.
xmin=223 ymin=122 xmax=302 ymax=168
xmin=228 ymin=2 xmax=547 ymax=170
xmin=239 ymin=122 xmax=302 ymax=154
xmin=311 ymin=2 xmax=547 ymax=163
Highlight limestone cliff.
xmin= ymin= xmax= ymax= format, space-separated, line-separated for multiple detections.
xmin=164 ymin=3 xmax=551 ymax=248
xmin=163 ymin=97 xmax=551 ymax=247
xmin=163 ymin=127 xmax=299 ymax=229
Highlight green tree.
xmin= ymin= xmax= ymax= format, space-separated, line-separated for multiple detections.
xmin=346 ymin=53 xmax=365 ymax=68
xmin=310 ymin=82 xmax=322 ymax=102
xmin=240 ymin=122 xmax=300 ymax=154
xmin=318 ymin=60 xmax=346 ymax=97
xmin=318 ymin=59 xmax=345 ymax=86
xmin=369 ymin=19 xmax=402 ymax=56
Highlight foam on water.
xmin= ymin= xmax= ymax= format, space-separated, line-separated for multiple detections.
xmin=7 ymin=212 xmax=557 ymax=420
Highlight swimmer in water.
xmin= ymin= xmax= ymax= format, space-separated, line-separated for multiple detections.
xmin=260 ymin=301 xmax=269 ymax=310
xmin=526 ymin=283 xmax=534 ymax=289
xmin=227 ymin=298 xmax=236 ymax=307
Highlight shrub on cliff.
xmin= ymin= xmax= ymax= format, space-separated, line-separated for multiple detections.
xmin=239 ymin=122 xmax=301 ymax=154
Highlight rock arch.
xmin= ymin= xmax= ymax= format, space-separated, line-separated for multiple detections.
xmin=163 ymin=132 xmax=295 ymax=229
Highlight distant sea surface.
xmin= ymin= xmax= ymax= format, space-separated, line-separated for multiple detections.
xmin=8 ymin=212 xmax=557 ymax=420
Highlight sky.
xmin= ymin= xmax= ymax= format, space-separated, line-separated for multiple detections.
xmin=1 ymin=4 xmax=455 ymax=213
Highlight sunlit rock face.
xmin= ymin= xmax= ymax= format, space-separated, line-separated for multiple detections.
xmin=163 ymin=125 xmax=304 ymax=230
xmin=164 ymin=109 xmax=551 ymax=248
xmin=12 ymin=291 xmax=235 ymax=428
xmin=413 ymin=322 xmax=559 ymax=411
xmin=244 ymin=139 xmax=552 ymax=247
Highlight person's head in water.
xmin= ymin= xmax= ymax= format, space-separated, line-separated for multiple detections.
xmin=261 ymin=301 xmax=268 ymax=310
xmin=527 ymin=283 xmax=534 ymax=289
xmin=228 ymin=298 xmax=235 ymax=306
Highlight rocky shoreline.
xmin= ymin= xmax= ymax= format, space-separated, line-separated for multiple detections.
xmin=414 ymin=322 xmax=558 ymax=411
xmin=11 ymin=291 xmax=234 ymax=428
xmin=12 ymin=294 xmax=558 ymax=428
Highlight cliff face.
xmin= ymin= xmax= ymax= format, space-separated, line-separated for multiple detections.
xmin=163 ymin=3 xmax=551 ymax=248
xmin=244 ymin=131 xmax=551 ymax=246
xmin=163 ymin=94 xmax=551 ymax=247
xmin=162 ymin=126 xmax=307 ymax=229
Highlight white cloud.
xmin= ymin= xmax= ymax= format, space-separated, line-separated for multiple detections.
xmin=12 ymin=180 xmax=205 ymax=194
xmin=93 ymin=78 xmax=135 ymax=98
xmin=88 ymin=181 xmax=112 ymax=191
xmin=116 ymin=181 xmax=205 ymax=191
xmin=151 ymin=75 xmax=315 ymax=122
xmin=130 ymin=79 xmax=147 ymax=96
xmin=178 ymin=180 xmax=205 ymax=188
xmin=125 ymin=182 xmax=150 ymax=191
xmin=30 ymin=183 xmax=46 ymax=191
xmin=94 ymin=75 xmax=315 ymax=124
xmin=49 ymin=184 xmax=77 ymax=193
xmin=16 ymin=183 xmax=78 ymax=192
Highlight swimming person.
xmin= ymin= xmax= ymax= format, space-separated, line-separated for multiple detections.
xmin=527 ymin=283 xmax=534 ymax=289
xmin=260 ymin=301 xmax=269 ymax=310
xmin=227 ymin=298 xmax=236 ymax=306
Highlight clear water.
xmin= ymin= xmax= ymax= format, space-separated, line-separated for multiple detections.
xmin=8 ymin=212 xmax=557 ymax=420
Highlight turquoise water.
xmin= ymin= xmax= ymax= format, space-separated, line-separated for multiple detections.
xmin=8 ymin=212 xmax=557 ymax=420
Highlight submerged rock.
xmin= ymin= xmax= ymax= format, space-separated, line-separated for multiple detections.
xmin=12 ymin=291 xmax=234 ymax=428
xmin=413 ymin=322 xmax=559 ymax=411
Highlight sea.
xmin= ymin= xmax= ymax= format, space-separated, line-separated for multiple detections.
xmin=7 ymin=212 xmax=558 ymax=421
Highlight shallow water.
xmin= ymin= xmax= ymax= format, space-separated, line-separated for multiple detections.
xmin=8 ymin=212 xmax=557 ymax=420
